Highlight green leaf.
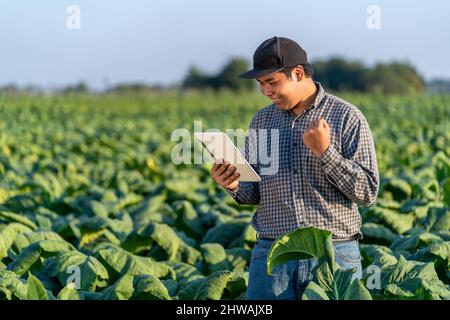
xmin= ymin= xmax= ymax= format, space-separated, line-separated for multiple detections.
xmin=46 ymin=251 xmax=109 ymax=291
xmin=381 ymin=178 xmax=412 ymax=201
xmin=361 ymin=222 xmax=398 ymax=245
xmin=359 ymin=244 xmax=398 ymax=269
xmin=223 ymin=272 xmax=248 ymax=299
xmin=0 ymin=271 xmax=28 ymax=300
xmin=366 ymin=207 xmax=415 ymax=234
xmin=443 ymin=178 xmax=450 ymax=207
xmin=9 ymin=240 xmax=75 ymax=275
xmin=57 ymin=283 xmax=81 ymax=300
xmin=267 ymin=226 xmax=334 ymax=275
xmin=342 ymin=279 xmax=373 ymax=300
xmin=94 ymin=243 xmax=175 ymax=280
xmin=381 ymin=256 xmax=450 ymax=300
xmin=0 ymin=211 xmax=37 ymax=230
xmin=202 ymin=220 xmax=249 ymax=249
xmin=167 ymin=261 xmax=204 ymax=290
xmin=97 ymin=274 xmax=135 ymax=300
xmin=301 ymin=281 xmax=330 ymax=300
xmin=422 ymin=207 xmax=450 ymax=232
xmin=131 ymin=274 xmax=171 ymax=300
xmin=194 ymin=270 xmax=232 ymax=300
xmin=173 ymin=200 xmax=204 ymax=239
xmin=27 ymin=273 xmax=49 ymax=300
xmin=0 ymin=223 xmax=33 ymax=259
xmin=13 ymin=230 xmax=67 ymax=253
xmin=200 ymin=243 xmax=228 ymax=274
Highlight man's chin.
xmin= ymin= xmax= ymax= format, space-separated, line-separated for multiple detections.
xmin=274 ymin=102 xmax=293 ymax=110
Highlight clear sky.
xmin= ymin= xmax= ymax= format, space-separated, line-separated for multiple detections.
xmin=1 ymin=0 xmax=449 ymax=89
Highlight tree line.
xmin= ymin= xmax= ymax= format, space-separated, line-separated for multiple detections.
xmin=2 ymin=58 xmax=447 ymax=95
xmin=182 ymin=57 xmax=428 ymax=95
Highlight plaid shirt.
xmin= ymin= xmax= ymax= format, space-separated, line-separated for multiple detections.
xmin=228 ymin=81 xmax=379 ymax=240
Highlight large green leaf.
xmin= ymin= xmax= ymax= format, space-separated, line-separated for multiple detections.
xmin=365 ymin=207 xmax=415 ymax=234
xmin=359 ymin=244 xmax=398 ymax=269
xmin=360 ymin=222 xmax=398 ymax=245
xmin=267 ymin=226 xmax=335 ymax=275
xmin=173 ymin=200 xmax=204 ymax=239
xmin=0 ymin=270 xmax=28 ymax=300
xmin=167 ymin=261 xmax=204 ymax=290
xmin=12 ymin=230 xmax=67 ymax=253
xmin=0 ymin=211 xmax=37 ymax=230
xmin=27 ymin=273 xmax=49 ymax=300
xmin=96 ymin=273 xmax=134 ymax=300
xmin=194 ymin=270 xmax=233 ymax=300
xmin=9 ymin=240 xmax=75 ymax=275
xmin=0 ymin=223 xmax=33 ymax=259
xmin=131 ymin=274 xmax=171 ymax=300
xmin=45 ymin=251 xmax=109 ymax=291
xmin=56 ymin=283 xmax=81 ymax=300
xmin=443 ymin=178 xmax=450 ymax=207
xmin=380 ymin=256 xmax=450 ymax=300
xmin=202 ymin=220 xmax=249 ymax=249
xmin=94 ymin=243 xmax=175 ymax=280
xmin=200 ymin=243 xmax=228 ymax=275
xmin=267 ymin=226 xmax=372 ymax=300
xmin=311 ymin=259 xmax=372 ymax=300
xmin=301 ymin=281 xmax=330 ymax=300
xmin=408 ymin=241 xmax=450 ymax=281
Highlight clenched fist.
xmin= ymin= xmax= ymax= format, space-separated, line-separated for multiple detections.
xmin=302 ymin=118 xmax=331 ymax=158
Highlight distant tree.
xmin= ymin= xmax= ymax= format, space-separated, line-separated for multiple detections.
xmin=312 ymin=58 xmax=424 ymax=94
xmin=62 ymin=81 xmax=89 ymax=94
xmin=106 ymin=83 xmax=163 ymax=94
xmin=366 ymin=62 xmax=425 ymax=94
xmin=209 ymin=58 xmax=255 ymax=91
xmin=182 ymin=66 xmax=209 ymax=89
xmin=0 ymin=83 xmax=19 ymax=94
xmin=183 ymin=56 xmax=425 ymax=94
xmin=182 ymin=58 xmax=254 ymax=91
xmin=312 ymin=57 xmax=369 ymax=92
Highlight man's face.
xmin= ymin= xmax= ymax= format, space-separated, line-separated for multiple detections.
xmin=256 ymin=70 xmax=300 ymax=111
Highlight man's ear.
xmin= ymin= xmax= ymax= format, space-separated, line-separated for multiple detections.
xmin=292 ymin=65 xmax=304 ymax=82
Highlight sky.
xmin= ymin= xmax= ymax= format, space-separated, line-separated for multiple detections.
xmin=1 ymin=0 xmax=449 ymax=90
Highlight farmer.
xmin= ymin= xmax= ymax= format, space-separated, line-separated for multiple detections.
xmin=210 ymin=36 xmax=380 ymax=300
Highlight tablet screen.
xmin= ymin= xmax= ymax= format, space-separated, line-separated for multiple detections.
xmin=194 ymin=132 xmax=261 ymax=182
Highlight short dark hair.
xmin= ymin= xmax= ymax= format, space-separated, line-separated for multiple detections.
xmin=280 ymin=63 xmax=313 ymax=78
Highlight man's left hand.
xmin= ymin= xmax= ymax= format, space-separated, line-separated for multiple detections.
xmin=302 ymin=118 xmax=331 ymax=158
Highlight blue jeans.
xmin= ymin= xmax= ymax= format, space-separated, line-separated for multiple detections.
xmin=246 ymin=239 xmax=363 ymax=300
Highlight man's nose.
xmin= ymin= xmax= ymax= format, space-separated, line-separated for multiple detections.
xmin=260 ymin=83 xmax=273 ymax=96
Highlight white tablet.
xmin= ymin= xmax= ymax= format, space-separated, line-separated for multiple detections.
xmin=194 ymin=132 xmax=261 ymax=182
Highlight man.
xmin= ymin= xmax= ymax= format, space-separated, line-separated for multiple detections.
xmin=210 ymin=36 xmax=379 ymax=300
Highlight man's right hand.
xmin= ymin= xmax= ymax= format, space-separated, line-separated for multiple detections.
xmin=211 ymin=159 xmax=240 ymax=191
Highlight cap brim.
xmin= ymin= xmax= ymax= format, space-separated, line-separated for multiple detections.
xmin=238 ymin=67 xmax=284 ymax=79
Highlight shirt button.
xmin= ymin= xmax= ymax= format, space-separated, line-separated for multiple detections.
xmin=293 ymin=142 xmax=298 ymax=147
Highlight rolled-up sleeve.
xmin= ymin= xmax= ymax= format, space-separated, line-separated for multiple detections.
xmin=319 ymin=111 xmax=379 ymax=206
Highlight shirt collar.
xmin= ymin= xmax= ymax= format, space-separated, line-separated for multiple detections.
xmin=284 ymin=81 xmax=327 ymax=116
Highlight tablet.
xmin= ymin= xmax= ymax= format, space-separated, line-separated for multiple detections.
xmin=194 ymin=132 xmax=261 ymax=182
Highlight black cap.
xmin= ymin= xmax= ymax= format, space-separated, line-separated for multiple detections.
xmin=239 ymin=36 xmax=308 ymax=79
